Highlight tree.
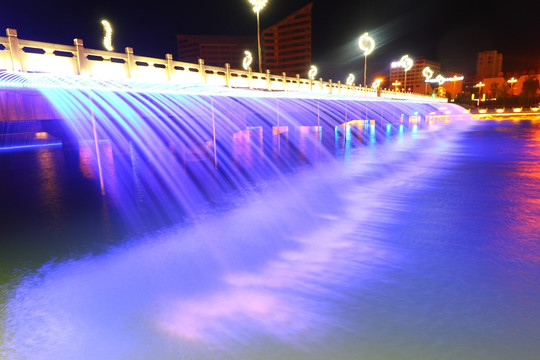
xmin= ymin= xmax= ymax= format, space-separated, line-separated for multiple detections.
xmin=489 ymin=81 xmax=510 ymax=107
xmin=521 ymin=76 xmax=540 ymax=107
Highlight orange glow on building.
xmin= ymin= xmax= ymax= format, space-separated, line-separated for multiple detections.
xmin=262 ymin=3 xmax=312 ymax=77
xmin=177 ymin=35 xmax=255 ymax=69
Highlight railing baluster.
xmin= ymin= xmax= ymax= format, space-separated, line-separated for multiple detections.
xmin=198 ymin=58 xmax=206 ymax=84
xmin=1 ymin=28 xmax=447 ymax=103
xmin=6 ymin=28 xmax=23 ymax=71
xmin=225 ymin=63 xmax=231 ymax=88
xmin=125 ymin=47 xmax=136 ymax=79
xmin=73 ymin=38 xmax=87 ymax=76
xmin=165 ymin=54 xmax=174 ymax=81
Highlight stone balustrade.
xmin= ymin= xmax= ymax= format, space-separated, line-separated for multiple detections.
xmin=0 ymin=28 xmax=446 ymax=102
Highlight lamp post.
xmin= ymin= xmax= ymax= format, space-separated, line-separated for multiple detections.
xmin=507 ymin=77 xmax=517 ymax=96
xmin=308 ymin=65 xmax=318 ymax=80
xmin=358 ymin=33 xmax=375 ymax=87
xmin=400 ymin=55 xmax=413 ymax=92
xmin=475 ymin=82 xmax=485 ymax=107
xmin=451 ymin=75 xmax=460 ymax=99
xmin=422 ymin=67 xmax=433 ymax=94
xmin=346 ymin=73 xmax=355 ymax=86
xmin=392 ymin=80 xmax=401 ymax=91
xmin=248 ymin=0 xmax=268 ymax=73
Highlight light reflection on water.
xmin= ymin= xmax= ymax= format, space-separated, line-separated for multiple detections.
xmin=1 ymin=119 xmax=540 ymax=359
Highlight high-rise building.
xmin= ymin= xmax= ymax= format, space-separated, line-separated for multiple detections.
xmin=389 ymin=57 xmax=441 ymax=94
xmin=177 ymin=35 xmax=255 ymax=69
xmin=476 ymin=50 xmax=503 ymax=79
xmin=262 ymin=3 xmax=312 ymax=77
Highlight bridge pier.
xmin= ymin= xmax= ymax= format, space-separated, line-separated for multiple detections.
xmin=38 ymin=119 xmax=80 ymax=165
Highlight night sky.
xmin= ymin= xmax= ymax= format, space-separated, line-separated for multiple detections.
xmin=2 ymin=0 xmax=539 ymax=82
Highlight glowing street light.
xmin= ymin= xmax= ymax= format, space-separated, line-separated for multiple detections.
xmin=422 ymin=67 xmax=434 ymax=80
xmin=434 ymin=74 xmax=446 ymax=85
xmin=308 ymin=65 xmax=318 ymax=80
xmin=423 ymin=66 xmax=433 ymax=94
xmin=400 ymin=55 xmax=413 ymax=92
xmin=475 ymin=82 xmax=485 ymax=106
xmin=372 ymin=78 xmax=383 ymax=89
xmin=358 ymin=33 xmax=375 ymax=87
xmin=346 ymin=73 xmax=355 ymax=86
xmin=242 ymin=50 xmax=253 ymax=70
xmin=248 ymin=0 xmax=268 ymax=73
xmin=101 ymin=20 xmax=113 ymax=51
xmin=392 ymin=80 xmax=401 ymax=91
xmin=507 ymin=77 xmax=517 ymax=95
xmin=475 ymin=81 xmax=485 ymax=93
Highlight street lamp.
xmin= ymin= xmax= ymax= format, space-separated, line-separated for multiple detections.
xmin=422 ymin=67 xmax=433 ymax=94
xmin=400 ymin=55 xmax=413 ymax=92
xmin=101 ymin=19 xmax=113 ymax=51
xmin=392 ymin=80 xmax=401 ymax=91
xmin=308 ymin=65 xmax=318 ymax=80
xmin=346 ymin=73 xmax=355 ymax=86
xmin=358 ymin=33 xmax=375 ymax=87
xmin=248 ymin=0 xmax=268 ymax=73
xmin=372 ymin=78 xmax=383 ymax=89
xmin=507 ymin=77 xmax=517 ymax=95
xmin=243 ymin=50 xmax=253 ymax=70
xmin=475 ymin=82 xmax=485 ymax=107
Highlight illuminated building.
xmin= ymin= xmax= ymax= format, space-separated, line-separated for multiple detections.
xmin=389 ymin=56 xmax=440 ymax=93
xmin=476 ymin=50 xmax=503 ymax=80
xmin=262 ymin=2 xmax=312 ymax=77
xmin=176 ymin=35 xmax=255 ymax=69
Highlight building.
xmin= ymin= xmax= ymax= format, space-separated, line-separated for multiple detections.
xmin=389 ymin=57 xmax=441 ymax=94
xmin=177 ymin=35 xmax=255 ymax=69
xmin=476 ymin=50 xmax=503 ymax=80
xmin=176 ymin=3 xmax=313 ymax=76
xmin=262 ymin=3 xmax=312 ymax=77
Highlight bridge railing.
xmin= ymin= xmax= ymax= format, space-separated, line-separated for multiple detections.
xmin=0 ymin=28 xmax=446 ymax=102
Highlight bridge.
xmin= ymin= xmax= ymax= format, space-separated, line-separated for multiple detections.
xmin=0 ymin=28 xmax=445 ymax=102
xmin=0 ymin=27 xmax=464 ymax=174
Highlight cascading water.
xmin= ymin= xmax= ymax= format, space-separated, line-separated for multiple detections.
xmin=0 ymin=72 xmax=468 ymax=230
xmin=5 ymin=72 xmax=538 ymax=360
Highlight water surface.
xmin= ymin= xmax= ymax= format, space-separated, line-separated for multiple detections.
xmin=1 ymin=118 xmax=539 ymax=359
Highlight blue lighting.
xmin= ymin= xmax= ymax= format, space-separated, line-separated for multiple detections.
xmin=0 ymin=142 xmax=62 ymax=152
xmin=0 ymin=68 xmax=482 ymax=360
